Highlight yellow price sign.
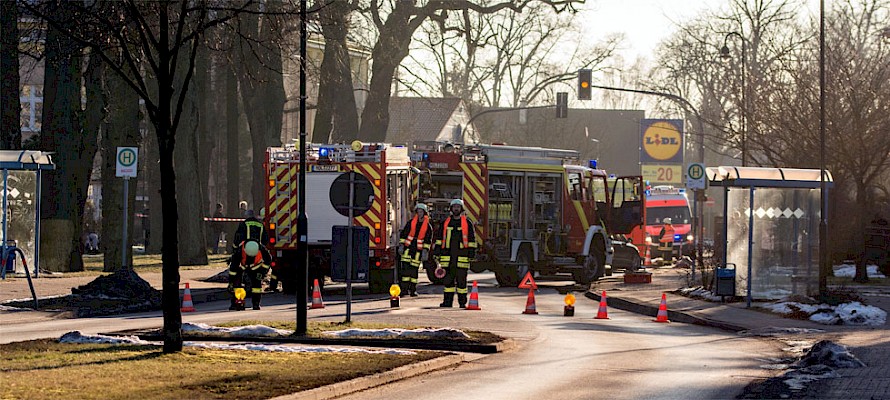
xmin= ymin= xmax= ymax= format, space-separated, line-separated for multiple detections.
xmin=642 ymin=164 xmax=682 ymax=185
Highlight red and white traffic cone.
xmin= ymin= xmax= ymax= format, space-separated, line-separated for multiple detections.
xmin=310 ymin=279 xmax=325 ymax=309
xmin=522 ymin=289 xmax=538 ymax=315
xmin=466 ymin=281 xmax=481 ymax=310
xmin=594 ymin=291 xmax=610 ymax=319
xmin=653 ymin=293 xmax=670 ymax=323
xmin=180 ymin=282 xmax=196 ymax=312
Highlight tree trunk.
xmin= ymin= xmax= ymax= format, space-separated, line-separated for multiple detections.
xmin=195 ymin=45 xmax=213 ymax=240
xmin=173 ymin=47 xmax=208 ymax=266
xmin=315 ymin=0 xmax=358 ymax=143
xmin=359 ymin=6 xmax=416 ymax=142
xmin=225 ymin=65 xmax=240 ymax=220
xmin=0 ymin=0 xmax=20 ymax=150
xmin=100 ymin=59 xmax=140 ymax=272
xmin=38 ymin=3 xmax=86 ymax=272
xmin=145 ymin=122 xmax=164 ymax=254
xmin=853 ymin=180 xmax=869 ymax=283
xmin=237 ymin=11 xmax=285 ymax=211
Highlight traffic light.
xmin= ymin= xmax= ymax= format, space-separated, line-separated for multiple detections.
xmin=578 ymin=69 xmax=592 ymax=100
xmin=556 ymin=92 xmax=568 ymax=118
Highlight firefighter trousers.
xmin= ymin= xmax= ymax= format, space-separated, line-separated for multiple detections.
xmin=442 ymin=261 xmax=468 ymax=307
xmin=399 ymin=260 xmax=419 ymax=296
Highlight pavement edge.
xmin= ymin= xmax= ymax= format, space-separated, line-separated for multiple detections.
xmin=584 ymin=290 xmax=747 ymax=332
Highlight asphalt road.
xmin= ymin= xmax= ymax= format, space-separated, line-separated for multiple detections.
xmin=1 ymin=272 xmax=782 ymax=400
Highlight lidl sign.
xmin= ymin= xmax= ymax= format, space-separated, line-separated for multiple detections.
xmin=640 ymin=119 xmax=684 ymax=164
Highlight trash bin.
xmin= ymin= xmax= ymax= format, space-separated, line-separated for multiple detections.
xmin=715 ymin=263 xmax=736 ymax=297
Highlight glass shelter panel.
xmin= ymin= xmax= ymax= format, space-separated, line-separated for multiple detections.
xmin=3 ymin=171 xmax=38 ymax=272
xmin=726 ymin=187 xmax=820 ymax=299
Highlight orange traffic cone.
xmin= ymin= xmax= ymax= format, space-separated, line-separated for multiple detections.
xmin=643 ymin=246 xmax=652 ymax=267
xmin=466 ymin=281 xmax=481 ymax=310
xmin=594 ymin=290 xmax=610 ymax=319
xmin=653 ymin=293 xmax=670 ymax=323
xmin=180 ymin=282 xmax=196 ymax=312
xmin=310 ymin=279 xmax=325 ymax=309
xmin=522 ymin=289 xmax=538 ymax=315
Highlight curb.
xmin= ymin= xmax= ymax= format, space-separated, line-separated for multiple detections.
xmin=584 ymin=291 xmax=747 ymax=332
xmin=269 ymin=353 xmax=472 ymax=400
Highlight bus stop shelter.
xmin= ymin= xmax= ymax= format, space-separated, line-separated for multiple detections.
xmin=0 ymin=150 xmax=55 ymax=280
xmin=707 ymin=166 xmax=833 ymax=305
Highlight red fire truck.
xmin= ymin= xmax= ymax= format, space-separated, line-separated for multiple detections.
xmin=413 ymin=142 xmax=644 ymax=286
xmin=264 ymin=142 xmax=413 ymax=294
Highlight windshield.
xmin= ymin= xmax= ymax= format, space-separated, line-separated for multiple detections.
xmin=646 ymin=206 xmax=691 ymax=225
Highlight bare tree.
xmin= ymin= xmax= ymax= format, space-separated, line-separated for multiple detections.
xmin=1 ymin=0 xmax=21 ymax=150
xmin=314 ymin=0 xmax=361 ymax=143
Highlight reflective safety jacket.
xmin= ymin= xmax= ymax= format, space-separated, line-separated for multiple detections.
xmin=435 ymin=215 xmax=478 ymax=268
xmin=233 ymin=217 xmax=269 ymax=247
xmin=399 ymin=214 xmax=433 ymax=264
xmin=659 ymin=224 xmax=675 ymax=244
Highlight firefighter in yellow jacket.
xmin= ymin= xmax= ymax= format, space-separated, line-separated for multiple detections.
xmin=434 ymin=199 xmax=478 ymax=308
xmin=398 ymin=203 xmax=433 ymax=297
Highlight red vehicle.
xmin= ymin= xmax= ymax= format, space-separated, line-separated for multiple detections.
xmin=644 ymin=185 xmax=694 ymax=258
xmin=413 ymin=142 xmax=644 ymax=286
xmin=264 ymin=142 xmax=413 ymax=294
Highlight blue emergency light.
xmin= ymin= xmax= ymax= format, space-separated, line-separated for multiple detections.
xmin=319 ymin=147 xmax=332 ymax=157
xmin=588 ymin=159 xmax=597 ymax=169
xmin=674 ymin=234 xmax=682 ymax=241
xmin=423 ymin=153 xmax=429 ymax=160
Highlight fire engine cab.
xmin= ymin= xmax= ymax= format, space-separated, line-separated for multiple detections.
xmin=264 ymin=142 xmax=413 ymax=294
xmin=645 ymin=185 xmax=694 ymax=259
xmin=413 ymin=141 xmax=644 ymax=286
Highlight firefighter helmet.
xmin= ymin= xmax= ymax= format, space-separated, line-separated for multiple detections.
xmin=415 ymin=203 xmax=429 ymax=213
xmin=244 ymin=241 xmax=260 ymax=257
xmin=450 ymin=199 xmax=464 ymax=207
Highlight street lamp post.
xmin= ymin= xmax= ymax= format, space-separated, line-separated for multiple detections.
xmin=720 ymin=32 xmax=748 ymax=167
xmin=818 ymin=0 xmax=828 ymax=296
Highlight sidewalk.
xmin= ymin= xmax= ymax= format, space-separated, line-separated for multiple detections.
xmin=590 ymin=266 xmax=890 ymax=400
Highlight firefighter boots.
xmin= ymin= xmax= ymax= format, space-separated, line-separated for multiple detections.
xmin=458 ymin=293 xmax=468 ymax=308
xmin=439 ymin=292 xmax=454 ymax=307
xmin=251 ymin=293 xmax=262 ymax=310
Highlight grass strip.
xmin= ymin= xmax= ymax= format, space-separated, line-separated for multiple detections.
xmin=212 ymin=320 xmax=504 ymax=344
xmin=0 ymin=339 xmax=442 ymax=400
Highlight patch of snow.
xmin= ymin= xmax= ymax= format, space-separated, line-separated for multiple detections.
xmin=740 ymin=327 xmax=825 ymax=337
xmin=0 ymin=304 xmax=30 ymax=312
xmin=1 ymin=294 xmax=70 ymax=304
xmin=186 ymin=342 xmax=416 ymax=355
xmin=323 ymin=327 xmax=470 ymax=340
xmin=833 ymin=264 xmax=885 ymax=278
xmin=182 ymin=322 xmax=292 ymax=337
xmin=781 ymin=339 xmax=817 ymax=354
xmin=59 ymin=331 xmax=150 ymax=345
xmin=795 ymin=340 xmax=865 ymax=369
xmin=757 ymin=301 xmax=887 ymax=326
xmin=678 ymin=287 xmax=726 ymax=301
xmin=783 ymin=364 xmax=839 ymax=390
xmin=57 ymin=331 xmax=417 ymax=355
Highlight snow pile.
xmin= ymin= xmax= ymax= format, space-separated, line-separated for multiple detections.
xmin=187 ymin=342 xmax=416 ymax=355
xmin=59 ymin=331 xmax=150 ymax=345
xmin=57 ymin=331 xmax=416 ymax=355
xmin=809 ymin=302 xmax=887 ymax=326
xmin=678 ymin=287 xmax=726 ymax=302
xmin=758 ymin=301 xmax=887 ymax=326
xmin=182 ymin=322 xmax=292 ymax=337
xmin=833 ymin=264 xmax=886 ymax=278
xmin=781 ymin=340 xmax=864 ymax=390
xmin=323 ymin=327 xmax=470 ymax=340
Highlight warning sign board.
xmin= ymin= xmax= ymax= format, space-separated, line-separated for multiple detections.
xmin=518 ymin=271 xmax=538 ymax=289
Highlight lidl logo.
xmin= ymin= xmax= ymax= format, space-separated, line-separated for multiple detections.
xmin=641 ymin=120 xmax=683 ymax=163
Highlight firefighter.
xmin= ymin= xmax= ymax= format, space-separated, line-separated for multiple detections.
xmin=398 ymin=203 xmax=433 ymax=297
xmin=658 ymin=217 xmax=676 ymax=264
xmin=434 ymin=198 xmax=477 ymax=308
xmin=229 ymin=209 xmax=272 ymax=310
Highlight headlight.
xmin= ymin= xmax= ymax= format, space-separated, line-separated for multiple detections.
xmin=645 ymin=236 xmax=652 ymax=244
xmin=687 ymin=234 xmax=694 ymax=242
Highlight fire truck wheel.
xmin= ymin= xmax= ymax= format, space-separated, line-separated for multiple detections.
xmin=574 ymin=239 xmax=606 ymax=285
xmin=495 ymin=246 xmax=531 ymax=287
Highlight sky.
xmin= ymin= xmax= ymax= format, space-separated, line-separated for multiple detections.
xmin=578 ymin=0 xmax=724 ymax=60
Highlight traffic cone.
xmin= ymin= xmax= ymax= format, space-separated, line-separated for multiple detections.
xmin=594 ymin=290 xmax=609 ymax=319
xmin=643 ymin=246 xmax=652 ymax=267
xmin=180 ymin=282 xmax=196 ymax=312
xmin=310 ymin=279 xmax=325 ymax=309
xmin=653 ymin=293 xmax=670 ymax=323
xmin=466 ymin=281 xmax=481 ymax=310
xmin=522 ymin=289 xmax=538 ymax=315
